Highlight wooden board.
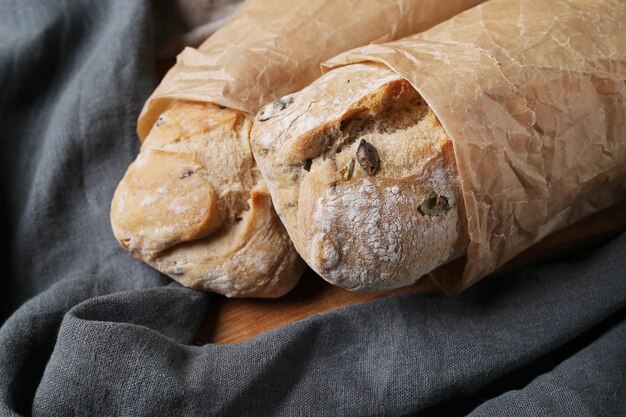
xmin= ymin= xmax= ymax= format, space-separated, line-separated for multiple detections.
xmin=195 ymin=199 xmax=626 ymax=345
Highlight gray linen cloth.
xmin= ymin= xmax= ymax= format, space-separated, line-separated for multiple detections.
xmin=1 ymin=1 xmax=624 ymax=416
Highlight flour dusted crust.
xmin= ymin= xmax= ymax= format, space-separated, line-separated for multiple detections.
xmin=251 ymin=63 xmax=468 ymax=291
xmin=111 ymin=101 xmax=306 ymax=297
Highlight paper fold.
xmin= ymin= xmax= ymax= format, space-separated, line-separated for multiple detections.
xmin=323 ymin=0 xmax=626 ymax=293
xmin=137 ymin=0 xmax=485 ymax=139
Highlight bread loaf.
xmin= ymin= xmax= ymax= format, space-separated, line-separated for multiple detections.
xmin=111 ymin=101 xmax=305 ymax=297
xmin=251 ymin=64 xmax=468 ymax=291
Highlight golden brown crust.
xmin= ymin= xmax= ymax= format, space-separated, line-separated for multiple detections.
xmin=111 ymin=149 xmax=222 ymax=255
xmin=251 ymin=63 xmax=469 ymax=291
xmin=111 ymin=101 xmax=306 ymax=297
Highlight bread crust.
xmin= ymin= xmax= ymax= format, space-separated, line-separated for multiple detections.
xmin=111 ymin=101 xmax=306 ymax=297
xmin=251 ymin=63 xmax=468 ymax=291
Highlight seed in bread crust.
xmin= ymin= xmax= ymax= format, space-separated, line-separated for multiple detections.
xmin=419 ymin=193 xmax=450 ymax=216
xmin=180 ymin=169 xmax=194 ymax=179
xmin=356 ymin=140 xmax=379 ymax=175
xmin=257 ymin=96 xmax=294 ymax=122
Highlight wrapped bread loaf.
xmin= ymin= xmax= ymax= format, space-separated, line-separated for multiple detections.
xmin=251 ymin=0 xmax=626 ymax=294
xmin=110 ymin=0 xmax=484 ymax=297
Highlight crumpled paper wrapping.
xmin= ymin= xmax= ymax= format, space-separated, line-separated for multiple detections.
xmin=324 ymin=0 xmax=626 ymax=294
xmin=137 ymin=0 xmax=484 ymax=139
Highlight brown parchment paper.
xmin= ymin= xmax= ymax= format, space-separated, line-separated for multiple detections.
xmin=137 ymin=0 xmax=486 ymax=139
xmin=324 ymin=0 xmax=626 ymax=294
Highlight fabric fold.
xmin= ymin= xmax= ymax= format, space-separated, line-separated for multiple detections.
xmin=27 ymin=234 xmax=626 ymax=416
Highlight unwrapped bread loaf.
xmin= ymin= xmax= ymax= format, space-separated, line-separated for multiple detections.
xmin=251 ymin=0 xmax=626 ymax=293
xmin=111 ymin=0 xmax=484 ymax=297
xmin=111 ymin=102 xmax=301 ymax=297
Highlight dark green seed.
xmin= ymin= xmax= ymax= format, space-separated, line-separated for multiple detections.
xmin=258 ymin=96 xmax=293 ymax=122
xmin=419 ymin=193 xmax=450 ymax=216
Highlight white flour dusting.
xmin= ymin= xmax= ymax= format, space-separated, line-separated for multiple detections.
xmin=309 ymin=164 xmax=459 ymax=291
xmin=141 ymin=194 xmax=159 ymax=206
xmin=311 ymin=179 xmax=406 ymax=288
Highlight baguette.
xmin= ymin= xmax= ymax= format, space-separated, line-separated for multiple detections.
xmin=111 ymin=102 xmax=304 ymax=297
xmin=251 ymin=64 xmax=468 ymax=291
xmin=251 ymin=0 xmax=626 ymax=293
